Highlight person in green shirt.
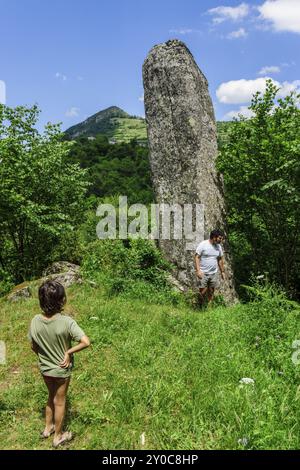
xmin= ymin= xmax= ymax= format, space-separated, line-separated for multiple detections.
xmin=29 ymin=279 xmax=90 ymax=448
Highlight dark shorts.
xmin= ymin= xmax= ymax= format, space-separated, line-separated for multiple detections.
xmin=198 ymin=272 xmax=219 ymax=289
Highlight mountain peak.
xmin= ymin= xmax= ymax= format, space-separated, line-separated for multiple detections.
xmin=103 ymin=105 xmax=128 ymax=113
xmin=64 ymin=106 xmax=130 ymax=139
xmin=64 ymin=106 xmax=146 ymax=143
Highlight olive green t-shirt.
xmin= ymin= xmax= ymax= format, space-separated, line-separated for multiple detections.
xmin=28 ymin=314 xmax=85 ymax=378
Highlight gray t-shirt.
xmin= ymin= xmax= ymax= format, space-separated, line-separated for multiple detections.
xmin=195 ymin=240 xmax=223 ymax=274
xmin=28 ymin=314 xmax=85 ymax=378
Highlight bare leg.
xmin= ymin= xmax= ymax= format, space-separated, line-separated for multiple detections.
xmin=53 ymin=377 xmax=70 ymax=441
xmin=198 ymin=287 xmax=208 ymax=306
xmin=207 ymin=287 xmax=215 ymax=305
xmin=42 ymin=375 xmax=55 ymax=434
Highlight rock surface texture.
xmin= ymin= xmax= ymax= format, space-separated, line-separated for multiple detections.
xmin=6 ymin=262 xmax=83 ymax=302
xmin=42 ymin=261 xmax=83 ymax=288
xmin=143 ymin=39 xmax=237 ymax=303
xmin=7 ymin=283 xmax=31 ymax=302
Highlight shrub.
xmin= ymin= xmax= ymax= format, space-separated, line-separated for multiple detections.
xmin=81 ymin=238 xmax=174 ymax=300
xmin=237 ymin=279 xmax=300 ymax=373
xmin=0 ymin=268 xmax=14 ymax=297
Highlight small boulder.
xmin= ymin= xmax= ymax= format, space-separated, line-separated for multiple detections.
xmin=6 ymin=262 xmax=83 ymax=302
xmin=166 ymin=274 xmax=186 ymax=292
xmin=42 ymin=261 xmax=82 ymax=288
xmin=42 ymin=261 xmax=80 ymax=276
xmin=7 ymin=283 xmax=32 ymax=302
xmin=45 ymin=271 xmax=83 ymax=288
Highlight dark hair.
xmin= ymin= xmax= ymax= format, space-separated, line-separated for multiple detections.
xmin=210 ymin=229 xmax=224 ymax=239
xmin=38 ymin=280 xmax=66 ymax=316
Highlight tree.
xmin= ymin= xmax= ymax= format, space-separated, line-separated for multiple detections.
xmin=0 ymin=104 xmax=90 ymax=282
xmin=217 ymin=80 xmax=300 ymax=298
xmin=67 ymin=136 xmax=153 ymax=204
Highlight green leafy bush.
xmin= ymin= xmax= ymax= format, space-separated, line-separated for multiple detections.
xmin=81 ymin=237 xmax=177 ymax=302
xmin=0 ymin=103 xmax=90 ymax=283
xmin=217 ymin=80 xmax=300 ymax=298
xmin=0 ymin=268 xmax=14 ymax=297
xmin=237 ymin=279 xmax=300 ymax=374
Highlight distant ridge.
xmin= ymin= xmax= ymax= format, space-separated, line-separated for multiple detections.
xmin=64 ymin=106 xmax=147 ymax=143
xmin=64 ymin=105 xmax=232 ymax=147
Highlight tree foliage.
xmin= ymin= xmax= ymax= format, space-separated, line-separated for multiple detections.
xmin=0 ymin=104 xmax=90 ymax=282
xmin=66 ymin=135 xmax=153 ymax=205
xmin=217 ymin=80 xmax=300 ymax=297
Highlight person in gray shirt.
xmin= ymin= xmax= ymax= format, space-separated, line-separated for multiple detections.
xmin=194 ymin=229 xmax=225 ymax=307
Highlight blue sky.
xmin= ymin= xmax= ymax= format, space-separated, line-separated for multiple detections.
xmin=0 ymin=0 xmax=299 ymax=131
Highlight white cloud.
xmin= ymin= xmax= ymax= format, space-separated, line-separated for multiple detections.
xmin=0 ymin=80 xmax=6 ymax=104
xmin=227 ymin=28 xmax=248 ymax=39
xmin=217 ymin=77 xmax=300 ymax=104
xmin=55 ymin=72 xmax=67 ymax=81
xmin=65 ymin=107 xmax=80 ymax=117
xmin=258 ymin=0 xmax=300 ymax=33
xmin=281 ymin=61 xmax=296 ymax=68
xmin=207 ymin=3 xmax=250 ymax=24
xmin=77 ymin=76 xmax=84 ymax=81
xmin=169 ymin=28 xmax=201 ymax=35
xmin=223 ymin=106 xmax=255 ymax=120
xmin=138 ymin=94 xmax=144 ymax=102
xmin=277 ymin=80 xmax=300 ymax=97
xmin=258 ymin=65 xmax=280 ymax=75
xmin=217 ymin=78 xmax=272 ymax=104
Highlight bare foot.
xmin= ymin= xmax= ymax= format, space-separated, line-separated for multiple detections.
xmin=40 ymin=425 xmax=55 ymax=438
xmin=53 ymin=431 xmax=73 ymax=448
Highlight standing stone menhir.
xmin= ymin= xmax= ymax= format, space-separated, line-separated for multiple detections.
xmin=142 ymin=39 xmax=237 ymax=303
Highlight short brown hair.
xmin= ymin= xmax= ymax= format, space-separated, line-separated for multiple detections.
xmin=38 ymin=280 xmax=66 ymax=316
xmin=210 ymin=229 xmax=224 ymax=239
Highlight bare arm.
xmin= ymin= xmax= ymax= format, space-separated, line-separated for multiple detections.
xmin=60 ymin=335 xmax=91 ymax=368
xmin=194 ymin=253 xmax=203 ymax=278
xmin=218 ymin=256 xmax=225 ymax=279
xmin=31 ymin=340 xmax=39 ymax=355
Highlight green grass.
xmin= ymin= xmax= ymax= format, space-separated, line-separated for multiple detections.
xmin=108 ymin=118 xmax=147 ymax=143
xmin=0 ymin=281 xmax=300 ymax=450
xmin=107 ymin=119 xmax=229 ymax=145
xmin=108 ymin=119 xmax=230 ymax=146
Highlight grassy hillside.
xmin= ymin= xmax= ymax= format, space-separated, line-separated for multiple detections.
xmin=64 ymin=106 xmax=147 ymax=144
xmin=109 ymin=120 xmax=229 ymax=146
xmin=108 ymin=117 xmax=147 ymax=143
xmin=1 ymin=281 xmax=300 ymax=450
xmin=64 ymin=105 xmax=231 ymax=146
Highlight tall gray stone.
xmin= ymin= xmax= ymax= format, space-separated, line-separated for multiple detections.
xmin=142 ymin=39 xmax=237 ymax=303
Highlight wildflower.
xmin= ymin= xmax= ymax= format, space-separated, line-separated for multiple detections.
xmin=140 ymin=432 xmax=146 ymax=446
xmin=238 ymin=437 xmax=249 ymax=447
xmin=239 ymin=377 xmax=255 ymax=385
